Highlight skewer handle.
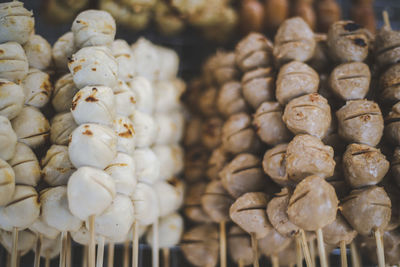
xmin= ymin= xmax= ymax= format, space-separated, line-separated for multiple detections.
xmin=295 ymin=235 xmax=303 ymax=267
xmin=340 ymin=240 xmax=348 ymax=267
xmin=123 ymin=241 xmax=129 ymax=267
xmin=162 ymin=248 xmax=170 ymax=267
xmin=66 ymin=233 xmax=72 ymax=267
xmin=316 ymin=229 xmax=328 ymax=267
xmin=132 ymin=221 xmax=139 ymax=267
xmin=349 ymin=242 xmax=360 ymax=267
xmin=375 ymin=230 xmax=385 ymax=267
xmin=60 ymin=231 xmax=67 ymax=267
xmin=250 ymin=233 xmax=259 ymax=267
xmin=34 ymin=234 xmax=42 ymax=267
xmin=238 ymin=259 xmax=245 ymax=267
xmin=11 ymin=227 xmax=18 ymax=267
xmin=272 ymin=254 xmax=279 ymax=267
xmin=152 ymin=219 xmax=159 ymax=267
xmin=107 ymin=243 xmax=114 ymax=267
xmin=309 ymin=239 xmax=316 ymax=267
xmin=219 ymin=221 xmax=227 ymax=267
xmin=82 ymin=246 xmax=88 ymax=267
xmin=96 ymin=236 xmax=105 ymax=267
xmin=45 ymin=257 xmax=50 ymax=267
xmin=89 ymin=216 xmax=96 ymax=267
xmin=299 ymin=229 xmax=313 ymax=267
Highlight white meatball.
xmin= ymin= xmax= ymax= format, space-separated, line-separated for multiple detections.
xmin=0 ymin=1 xmax=34 ymax=45
xmin=92 ymin=195 xmax=134 ymax=241
xmin=105 ymin=152 xmax=136 ymax=196
xmin=8 ymin=143 xmax=40 ymax=186
xmin=153 ymin=79 xmax=184 ymax=113
xmin=52 ymin=74 xmax=79 ymax=113
xmin=0 ymin=42 xmax=28 ymax=83
xmin=29 ymin=216 xmax=60 ymax=240
xmin=128 ymin=76 xmax=154 ymax=114
xmin=0 ymin=115 xmax=17 ymax=161
xmin=23 ymin=34 xmax=52 ymax=70
xmin=153 ymin=145 xmax=184 ymax=180
xmin=72 ymin=10 xmax=116 ymax=49
xmin=41 ymin=145 xmax=75 ymax=186
xmin=41 ymin=186 xmax=82 ymax=232
xmin=130 ymin=38 xmax=160 ymax=81
xmin=22 ymin=68 xmax=52 ymax=108
xmin=154 ymin=112 xmax=184 ymax=145
xmin=153 ymin=178 xmax=185 ymax=217
xmin=131 ymin=183 xmax=159 ymax=226
xmin=0 ymin=159 xmax=15 ymax=206
xmin=0 ymin=185 xmax=39 ymax=231
xmin=111 ymin=40 xmax=135 ymax=82
xmin=50 ymin=112 xmax=77 ymax=146
xmin=132 ymin=148 xmax=160 ymax=184
xmin=129 ymin=110 xmax=157 ymax=148
xmin=156 ymin=46 xmax=179 ymax=81
xmin=52 ymin=32 xmax=75 ymax=71
xmin=71 ymin=85 xmax=115 ymax=127
xmin=0 ymin=79 xmax=24 ymax=120
xmin=0 ymin=229 xmax=36 ymax=256
xmin=11 ymin=106 xmax=50 ymax=149
xmin=67 ymin=167 xmax=116 ymax=221
xmin=114 ymin=81 xmax=136 ymax=117
xmin=68 ymin=123 xmax=117 ymax=169
xmin=146 ymin=212 xmax=183 ymax=248
xmin=68 ymin=46 xmax=118 ymax=89
xmin=113 ymin=116 xmax=136 ymax=155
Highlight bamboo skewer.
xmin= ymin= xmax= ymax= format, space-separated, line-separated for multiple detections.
xmin=123 ymin=241 xmax=129 ymax=267
xmin=316 ymin=229 xmax=328 ymax=267
xmin=89 ymin=216 xmax=96 ymax=267
xmin=375 ymin=230 xmax=385 ymax=267
xmin=152 ymin=219 xmax=159 ymax=267
xmin=295 ymin=235 xmax=303 ymax=267
xmin=349 ymin=242 xmax=360 ymax=267
xmin=309 ymin=239 xmax=315 ymax=267
xmin=132 ymin=221 xmax=139 ymax=267
xmin=60 ymin=231 xmax=68 ymax=267
xmin=96 ymin=236 xmax=105 ymax=267
xmin=250 ymin=233 xmax=259 ymax=267
xmin=82 ymin=246 xmax=88 ymax=267
xmin=66 ymin=233 xmax=72 ymax=267
xmin=34 ymin=234 xmax=42 ymax=267
xmin=107 ymin=243 xmax=114 ymax=267
xmin=238 ymin=259 xmax=245 ymax=267
xmin=45 ymin=257 xmax=50 ymax=267
xmin=219 ymin=221 xmax=227 ymax=267
xmin=340 ymin=241 xmax=348 ymax=267
xmin=162 ymin=248 xmax=170 ymax=267
xmin=272 ymin=254 xmax=279 ymax=267
xmin=299 ymin=230 xmax=313 ymax=267
xmin=11 ymin=227 xmax=18 ymax=267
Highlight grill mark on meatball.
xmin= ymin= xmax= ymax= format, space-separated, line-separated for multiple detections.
xmin=5 ymin=194 xmax=36 ymax=207
xmin=337 ymin=74 xmax=368 ymax=80
xmin=226 ymin=126 xmax=252 ymax=140
xmin=232 ymin=165 xmax=260 ymax=174
xmin=255 ymin=109 xmax=281 ymax=117
xmin=377 ymin=43 xmax=400 ymax=55
xmin=21 ymin=131 xmax=50 ymax=139
xmin=385 ymin=117 xmax=400 ymax=124
xmin=11 ymin=159 xmax=36 ymax=168
xmin=370 ymin=202 xmax=391 ymax=208
xmin=351 ymin=150 xmax=374 ymax=156
xmin=180 ymin=240 xmax=204 ymax=244
xmin=236 ymin=205 xmax=267 ymax=212
xmin=288 ymin=190 xmax=310 ymax=207
xmin=343 ymin=112 xmax=381 ymax=121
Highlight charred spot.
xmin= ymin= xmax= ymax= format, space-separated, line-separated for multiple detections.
xmin=130 ymin=97 xmax=136 ymax=104
xmin=84 ymin=125 xmax=89 ymax=128
xmin=354 ymin=38 xmax=367 ymax=47
xmin=118 ymin=129 xmax=132 ymax=138
xmin=309 ymin=93 xmax=319 ymax=102
xmin=82 ymin=130 xmax=93 ymax=136
xmin=0 ymin=81 xmax=7 ymax=86
xmin=92 ymin=68 xmax=96 ymax=71
xmin=41 ymin=81 xmax=51 ymax=93
xmin=73 ymin=65 xmax=82 ymax=73
xmin=167 ymin=177 xmax=179 ymax=187
xmin=0 ymin=49 xmax=3 ymax=54
xmin=67 ymin=57 xmax=73 ymax=63
xmin=343 ymin=22 xmax=361 ymax=32
xmin=76 ymin=20 xmax=81 ymax=23
xmin=360 ymin=114 xmax=371 ymax=122
xmin=92 ymin=87 xmax=98 ymax=92
xmin=85 ymin=96 xmax=98 ymax=102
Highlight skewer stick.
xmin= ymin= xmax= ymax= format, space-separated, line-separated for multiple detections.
xmin=382 ymin=11 xmax=391 ymax=29
xmin=375 ymin=230 xmax=385 ymax=267
xmin=89 ymin=216 xmax=96 ymax=267
xmin=299 ymin=230 xmax=313 ymax=267
xmin=349 ymin=242 xmax=360 ymax=267
xmin=152 ymin=219 xmax=159 ymax=267
xmin=132 ymin=221 xmax=139 ymax=267
xmin=238 ymin=259 xmax=245 ymax=267
xmin=250 ymin=233 xmax=259 ymax=267
xmin=309 ymin=240 xmax=315 ymax=267
xmin=34 ymin=234 xmax=42 ymax=267
xmin=96 ymin=236 xmax=105 ymax=267
xmin=316 ymin=229 xmax=328 ymax=267
xmin=162 ymin=248 xmax=170 ymax=267
xmin=272 ymin=254 xmax=279 ymax=267
xmin=45 ymin=257 xmax=50 ymax=267
xmin=82 ymin=246 xmax=88 ymax=267
xmin=295 ymin=235 xmax=303 ymax=267
xmin=219 ymin=221 xmax=227 ymax=267
xmin=60 ymin=231 xmax=68 ymax=267
xmin=11 ymin=227 xmax=18 ymax=267
xmin=123 ymin=241 xmax=129 ymax=267
xmin=66 ymin=233 xmax=72 ymax=267
xmin=340 ymin=241 xmax=348 ymax=267
xmin=107 ymin=243 xmax=114 ymax=267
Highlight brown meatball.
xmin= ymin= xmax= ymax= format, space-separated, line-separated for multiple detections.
xmin=267 ymin=188 xmax=299 ymax=237
xmin=262 ymin=144 xmax=290 ymax=186
xmin=273 ymin=17 xmax=316 ymax=65
xmin=201 ymin=117 xmax=223 ymax=150
xmin=342 ymin=143 xmax=389 ymax=188
xmin=336 ymin=100 xmax=384 ymax=147
xmin=276 ymin=61 xmax=319 ymax=105
xmin=350 ymin=2 xmax=376 ymax=35
xmin=213 ymin=52 xmax=239 ymax=86
xmin=327 ymin=20 xmax=370 ymax=62
xmin=380 ymin=63 xmax=400 ymax=105
xmin=253 ymin=102 xmax=292 ymax=146
xmin=206 ymin=146 xmax=229 ymax=181
xmin=287 ymin=175 xmax=339 ymax=231
xmin=227 ymin=226 xmax=254 ymax=266
xmin=375 ymin=24 xmax=400 ymax=68
xmin=316 ymin=0 xmax=341 ymax=33
xmin=198 ymin=87 xmax=218 ymax=117
xmin=292 ymin=1 xmax=316 ymax=30
xmin=230 ymin=192 xmax=272 ymax=239
xmin=181 ymin=224 xmax=219 ymax=267
xmin=241 ymin=68 xmax=275 ymax=109
xmin=235 ymin=33 xmax=274 ymax=72
xmin=183 ymin=181 xmax=212 ymax=223
xmin=221 ymin=112 xmax=262 ymax=155
xmin=184 ymin=117 xmax=202 ymax=147
xmin=201 ymin=180 xmax=234 ymax=223
xmin=385 ymin=102 xmax=400 ymax=145
xmin=217 ymin=81 xmax=249 ymax=117
xmin=263 ymin=0 xmax=289 ymax=32
xmin=283 ymin=93 xmax=331 ymax=139
xmin=239 ymin=0 xmax=264 ymax=34
xmin=341 ymin=186 xmax=391 ymax=235
xmin=258 ymin=228 xmax=292 ymax=256
xmin=285 ymin=134 xmax=335 ymax=183
xmin=322 ymin=213 xmax=357 ymax=245
xmin=391 ymin=147 xmax=400 ymax=187
xmin=220 ymin=153 xmax=267 ymax=198
xmin=329 ymin=62 xmax=371 ymax=101
xmin=184 ymin=146 xmax=209 ymax=184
